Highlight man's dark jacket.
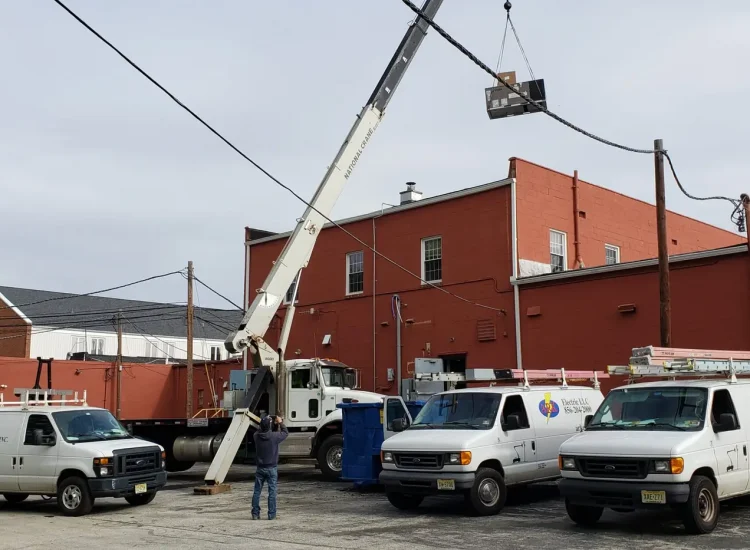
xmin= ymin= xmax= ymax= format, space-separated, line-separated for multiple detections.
xmin=253 ymin=416 xmax=289 ymax=468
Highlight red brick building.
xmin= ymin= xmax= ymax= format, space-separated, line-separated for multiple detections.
xmin=244 ymin=158 xmax=747 ymax=394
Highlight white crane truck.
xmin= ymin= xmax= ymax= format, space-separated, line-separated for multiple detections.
xmin=188 ymin=0 xmax=446 ymax=487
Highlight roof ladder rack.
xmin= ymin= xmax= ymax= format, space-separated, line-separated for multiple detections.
xmin=413 ymin=368 xmax=609 ymax=390
xmin=0 ymin=389 xmax=88 ymax=409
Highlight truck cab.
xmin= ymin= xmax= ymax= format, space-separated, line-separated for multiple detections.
xmin=0 ymin=391 xmax=167 ymax=516
xmin=380 ymin=384 xmax=604 ymax=516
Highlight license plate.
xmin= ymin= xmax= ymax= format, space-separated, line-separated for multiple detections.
xmin=641 ymin=490 xmax=666 ymax=504
xmin=135 ymin=483 xmax=147 ymax=495
xmin=437 ymin=479 xmax=455 ymax=491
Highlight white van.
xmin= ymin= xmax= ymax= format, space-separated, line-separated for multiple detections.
xmin=0 ymin=391 xmax=167 ymax=516
xmin=558 ymin=378 xmax=750 ymax=534
xmin=379 ymin=384 xmax=605 ymax=515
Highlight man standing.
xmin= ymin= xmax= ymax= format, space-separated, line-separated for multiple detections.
xmin=252 ymin=415 xmax=288 ymax=520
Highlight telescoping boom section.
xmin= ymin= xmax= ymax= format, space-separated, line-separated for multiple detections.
xmin=608 ymin=346 xmax=750 ymax=383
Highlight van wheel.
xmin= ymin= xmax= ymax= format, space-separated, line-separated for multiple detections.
xmin=681 ymin=475 xmax=719 ymax=534
xmin=125 ymin=492 xmax=157 ymax=506
xmin=465 ymin=468 xmax=507 ymax=516
xmin=3 ymin=494 xmax=28 ymax=504
xmin=317 ymin=434 xmax=343 ymax=481
xmin=565 ymin=498 xmax=603 ymax=527
xmin=57 ymin=476 xmax=94 ymax=517
xmin=386 ymin=492 xmax=423 ymax=510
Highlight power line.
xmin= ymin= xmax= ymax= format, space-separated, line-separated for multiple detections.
xmin=0 ymin=270 xmax=184 ymax=312
xmin=190 ymin=274 xmax=243 ymax=311
xmin=0 ymin=302 xmax=187 ymax=323
xmin=399 ymin=0 xmax=745 ymax=230
xmin=122 ymin=316 xmax=210 ymax=361
xmin=51 ymin=0 xmax=509 ymax=314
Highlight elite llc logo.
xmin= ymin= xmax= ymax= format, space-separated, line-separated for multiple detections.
xmin=538 ymin=392 xmax=560 ymax=423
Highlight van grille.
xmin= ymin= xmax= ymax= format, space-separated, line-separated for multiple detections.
xmin=394 ymin=453 xmax=443 ymax=470
xmin=113 ymin=447 xmax=162 ymax=476
xmin=577 ymin=457 xmax=648 ymax=479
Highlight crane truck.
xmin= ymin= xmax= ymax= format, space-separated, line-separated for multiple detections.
xmin=161 ymin=0 xmax=446 ymax=487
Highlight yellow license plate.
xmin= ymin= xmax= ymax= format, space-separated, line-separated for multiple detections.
xmin=641 ymin=490 xmax=666 ymax=504
xmin=437 ymin=479 xmax=455 ymax=491
xmin=135 ymin=483 xmax=147 ymax=495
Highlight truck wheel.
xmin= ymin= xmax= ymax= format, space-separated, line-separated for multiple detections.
xmin=317 ymin=434 xmax=343 ymax=481
xmin=565 ymin=498 xmax=603 ymax=527
xmin=57 ymin=476 xmax=94 ymax=517
xmin=125 ymin=492 xmax=157 ymax=506
xmin=3 ymin=494 xmax=28 ymax=504
xmin=386 ymin=492 xmax=423 ymax=510
xmin=465 ymin=468 xmax=507 ymax=516
xmin=165 ymin=459 xmax=195 ymax=473
xmin=681 ymin=475 xmax=719 ymax=534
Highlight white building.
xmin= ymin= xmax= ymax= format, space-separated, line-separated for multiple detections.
xmin=0 ymin=286 xmax=243 ymax=362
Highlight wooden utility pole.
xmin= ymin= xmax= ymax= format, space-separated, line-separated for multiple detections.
xmin=186 ymin=261 xmax=194 ymax=418
xmin=115 ymin=311 xmax=123 ymax=419
xmin=654 ymin=139 xmax=671 ymax=347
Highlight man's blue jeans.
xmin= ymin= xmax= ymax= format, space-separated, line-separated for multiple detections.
xmin=252 ymin=466 xmax=278 ymax=519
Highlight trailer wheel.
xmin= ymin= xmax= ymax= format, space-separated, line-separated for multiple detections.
xmin=57 ymin=476 xmax=94 ymax=517
xmin=125 ymin=492 xmax=158 ymax=506
xmin=317 ymin=434 xmax=343 ymax=481
xmin=565 ymin=498 xmax=603 ymax=527
xmin=165 ymin=458 xmax=195 ymax=473
xmin=386 ymin=492 xmax=423 ymax=510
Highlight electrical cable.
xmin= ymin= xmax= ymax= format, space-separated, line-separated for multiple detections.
xmin=0 ymin=270 xmax=184 ymax=312
xmin=50 ymin=0 xmax=510 ymax=314
xmin=190 ymin=274 xmax=243 ymax=311
xmin=122 ymin=316 xmax=210 ymax=360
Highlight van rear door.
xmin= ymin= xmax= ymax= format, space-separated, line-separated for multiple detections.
xmin=0 ymin=412 xmax=24 ymax=492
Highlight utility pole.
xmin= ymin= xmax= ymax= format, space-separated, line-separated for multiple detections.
xmin=654 ymin=139 xmax=671 ymax=347
xmin=186 ymin=261 xmax=194 ymax=418
xmin=116 ymin=311 xmax=123 ymax=420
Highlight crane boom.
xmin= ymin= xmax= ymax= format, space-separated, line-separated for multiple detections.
xmin=225 ymin=0 xmax=444 ymax=363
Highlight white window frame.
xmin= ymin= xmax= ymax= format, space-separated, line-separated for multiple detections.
xmin=71 ymin=336 xmax=86 ymax=353
xmin=549 ymin=229 xmax=567 ymax=273
xmin=421 ymin=235 xmax=443 ymax=284
xmin=605 ymin=244 xmax=620 ymax=265
xmin=210 ymin=346 xmax=222 ymax=361
xmin=283 ymin=274 xmax=299 ymax=305
xmin=90 ymin=338 xmax=105 ymax=355
xmin=345 ymin=250 xmax=364 ymax=296
xmin=145 ymin=340 xmax=161 ymax=358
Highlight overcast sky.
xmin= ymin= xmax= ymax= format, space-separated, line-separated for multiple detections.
xmin=1 ymin=0 xmax=748 ymax=310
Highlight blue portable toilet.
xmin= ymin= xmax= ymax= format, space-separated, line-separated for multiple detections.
xmin=338 ymin=400 xmax=426 ymax=487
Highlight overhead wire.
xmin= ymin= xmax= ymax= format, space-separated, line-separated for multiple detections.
xmin=189 ymin=273 xmax=243 ymax=311
xmin=50 ymin=0 xmax=511 ymax=314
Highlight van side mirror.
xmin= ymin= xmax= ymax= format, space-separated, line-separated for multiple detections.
xmin=584 ymin=415 xmax=593 ymax=428
xmin=33 ymin=429 xmax=55 ymax=446
xmin=503 ymin=414 xmax=521 ymax=431
xmin=715 ymin=413 xmax=738 ymax=433
xmin=392 ymin=418 xmax=409 ymax=432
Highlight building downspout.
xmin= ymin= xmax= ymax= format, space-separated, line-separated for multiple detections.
xmin=510 ymin=178 xmax=523 ymax=370
xmin=572 ymin=170 xmax=585 ymax=269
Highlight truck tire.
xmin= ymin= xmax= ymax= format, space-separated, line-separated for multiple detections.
xmin=165 ymin=458 xmax=196 ymax=473
xmin=565 ymin=498 xmax=603 ymax=527
xmin=386 ymin=492 xmax=424 ymax=510
xmin=317 ymin=434 xmax=343 ymax=481
xmin=681 ymin=475 xmax=719 ymax=534
xmin=2 ymin=494 xmax=28 ymax=504
xmin=125 ymin=492 xmax=158 ymax=506
xmin=465 ymin=467 xmax=507 ymax=516
xmin=57 ymin=476 xmax=94 ymax=517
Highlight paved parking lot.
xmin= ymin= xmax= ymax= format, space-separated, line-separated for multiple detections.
xmin=2 ymin=465 xmax=750 ymax=549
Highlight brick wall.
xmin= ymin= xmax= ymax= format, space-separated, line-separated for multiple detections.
xmin=0 ymin=294 xmax=30 ymax=358
xmin=512 ymin=158 xmax=745 ymax=273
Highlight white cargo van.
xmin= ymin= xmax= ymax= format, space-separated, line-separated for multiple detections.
xmin=558 ymin=377 xmax=750 ymax=534
xmin=0 ymin=390 xmax=167 ymax=516
xmin=379 ymin=381 xmax=605 ymax=515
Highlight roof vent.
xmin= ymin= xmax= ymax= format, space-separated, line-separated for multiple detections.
xmin=399 ymin=182 xmax=423 ymax=205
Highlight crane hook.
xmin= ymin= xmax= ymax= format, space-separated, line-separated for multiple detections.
xmin=504 ymin=1 xmax=512 ymax=12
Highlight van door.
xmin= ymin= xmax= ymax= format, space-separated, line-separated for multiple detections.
xmin=525 ymin=389 xmax=581 ymax=479
xmin=0 ymin=412 xmax=24 ymax=492
xmin=18 ymin=413 xmax=60 ymax=493
xmin=287 ymin=364 xmax=320 ymax=424
xmin=383 ymin=396 xmax=413 ymax=441
xmin=710 ymin=388 xmax=749 ymax=497
xmin=498 ymin=393 xmax=536 ymax=484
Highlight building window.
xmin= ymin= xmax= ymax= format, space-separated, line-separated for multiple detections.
xmin=346 ymin=251 xmax=364 ymax=295
xmin=164 ymin=341 xmax=176 ymax=359
xmin=72 ymin=336 xmax=85 ymax=353
xmin=605 ymin=244 xmax=620 ymax=265
xmin=284 ymin=274 xmax=299 ymax=305
xmin=145 ymin=341 xmax=161 ymax=358
xmin=91 ymin=338 xmax=105 ymax=355
xmin=421 ymin=236 xmax=442 ymax=283
xmin=550 ymin=230 xmax=567 ymax=273
xmin=210 ymin=346 xmax=222 ymax=361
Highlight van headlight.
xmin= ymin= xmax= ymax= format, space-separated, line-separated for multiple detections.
xmin=558 ymin=455 xmax=577 ymax=471
xmin=381 ymin=451 xmax=394 ymax=463
xmin=93 ymin=457 xmax=114 ymax=477
xmin=653 ymin=458 xmax=684 ymax=474
xmin=446 ymin=451 xmax=472 ymax=465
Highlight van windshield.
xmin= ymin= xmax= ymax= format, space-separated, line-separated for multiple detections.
xmin=52 ymin=409 xmax=132 ymax=442
xmin=411 ymin=393 xmax=501 ymax=430
xmin=587 ymin=387 xmax=707 ymax=432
